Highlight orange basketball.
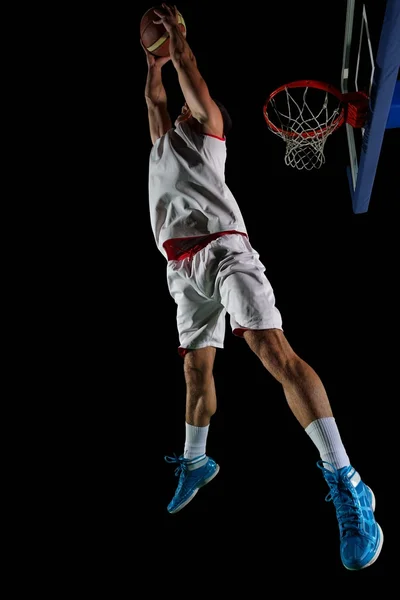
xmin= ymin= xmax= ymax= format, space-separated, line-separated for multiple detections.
xmin=140 ymin=6 xmax=186 ymax=57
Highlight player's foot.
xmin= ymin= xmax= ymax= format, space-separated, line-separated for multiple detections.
xmin=164 ymin=453 xmax=219 ymax=514
xmin=317 ymin=461 xmax=384 ymax=570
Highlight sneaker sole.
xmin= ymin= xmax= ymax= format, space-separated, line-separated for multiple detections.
xmin=168 ymin=464 xmax=220 ymax=514
xmin=344 ymin=486 xmax=384 ymax=570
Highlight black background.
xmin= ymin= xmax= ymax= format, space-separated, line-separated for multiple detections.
xmin=41 ymin=0 xmax=397 ymax=584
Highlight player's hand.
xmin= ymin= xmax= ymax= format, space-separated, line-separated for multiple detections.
xmin=152 ymin=3 xmax=179 ymax=33
xmin=141 ymin=40 xmax=171 ymax=68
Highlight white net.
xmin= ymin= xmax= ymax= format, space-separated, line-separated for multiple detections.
xmin=266 ymin=86 xmax=343 ymax=170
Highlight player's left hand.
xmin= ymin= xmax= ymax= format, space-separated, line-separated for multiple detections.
xmin=153 ymin=3 xmax=179 ymax=33
xmin=141 ymin=40 xmax=171 ymax=68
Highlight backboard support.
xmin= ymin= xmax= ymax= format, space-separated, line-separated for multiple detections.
xmin=341 ymin=0 xmax=400 ymax=214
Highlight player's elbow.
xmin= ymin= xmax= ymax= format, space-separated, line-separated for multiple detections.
xmin=145 ymin=96 xmax=166 ymax=110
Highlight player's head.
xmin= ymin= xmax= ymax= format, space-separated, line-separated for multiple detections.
xmin=175 ymin=100 xmax=232 ymax=136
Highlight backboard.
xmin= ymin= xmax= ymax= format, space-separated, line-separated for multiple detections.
xmin=342 ymin=0 xmax=400 ymax=214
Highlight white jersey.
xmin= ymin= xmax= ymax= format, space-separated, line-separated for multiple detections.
xmin=148 ymin=121 xmax=248 ymax=259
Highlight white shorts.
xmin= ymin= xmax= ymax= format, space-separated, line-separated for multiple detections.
xmin=166 ymin=233 xmax=283 ymax=354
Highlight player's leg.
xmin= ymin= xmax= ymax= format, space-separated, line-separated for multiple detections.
xmin=243 ymin=327 xmax=383 ymax=570
xmin=243 ymin=327 xmax=350 ymax=469
xmin=217 ymin=234 xmax=383 ymax=570
xmin=164 ymin=258 xmax=223 ymax=514
xmin=243 ymin=328 xmax=334 ymax=428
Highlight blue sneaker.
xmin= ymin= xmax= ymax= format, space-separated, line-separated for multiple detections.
xmin=317 ymin=461 xmax=384 ymax=570
xmin=164 ymin=454 xmax=220 ymax=514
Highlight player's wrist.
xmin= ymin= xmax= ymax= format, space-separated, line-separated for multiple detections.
xmin=148 ymin=59 xmax=162 ymax=69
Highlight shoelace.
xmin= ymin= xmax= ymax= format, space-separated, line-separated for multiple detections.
xmin=317 ymin=461 xmax=363 ymax=538
xmin=164 ymin=454 xmax=189 ymax=475
xmin=164 ymin=454 xmax=190 ymax=493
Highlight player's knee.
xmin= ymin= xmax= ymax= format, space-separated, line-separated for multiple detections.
xmin=244 ymin=329 xmax=297 ymax=380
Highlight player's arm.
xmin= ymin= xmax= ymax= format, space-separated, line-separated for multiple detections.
xmin=143 ymin=44 xmax=172 ymax=144
xmin=153 ymin=4 xmax=223 ymax=137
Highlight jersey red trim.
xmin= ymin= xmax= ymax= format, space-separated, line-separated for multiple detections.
xmin=204 ymin=133 xmax=225 ymax=141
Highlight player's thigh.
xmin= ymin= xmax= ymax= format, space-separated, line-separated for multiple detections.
xmin=167 ymin=262 xmax=226 ymax=350
xmin=217 ymin=245 xmax=282 ymax=331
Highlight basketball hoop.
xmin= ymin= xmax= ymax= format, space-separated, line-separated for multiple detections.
xmin=263 ymin=80 xmax=369 ymax=170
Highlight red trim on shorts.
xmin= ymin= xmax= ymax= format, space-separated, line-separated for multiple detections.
xmin=233 ymin=328 xmax=248 ymax=338
xmin=163 ymin=230 xmax=247 ymax=261
xmin=178 ymin=347 xmax=190 ymax=358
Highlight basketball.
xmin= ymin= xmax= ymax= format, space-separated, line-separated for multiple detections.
xmin=140 ymin=6 xmax=186 ymax=57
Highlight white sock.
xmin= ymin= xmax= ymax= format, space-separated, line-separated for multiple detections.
xmin=305 ymin=417 xmax=350 ymax=471
xmin=183 ymin=423 xmax=209 ymax=460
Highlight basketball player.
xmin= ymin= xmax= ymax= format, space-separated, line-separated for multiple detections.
xmin=142 ymin=3 xmax=383 ymax=570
